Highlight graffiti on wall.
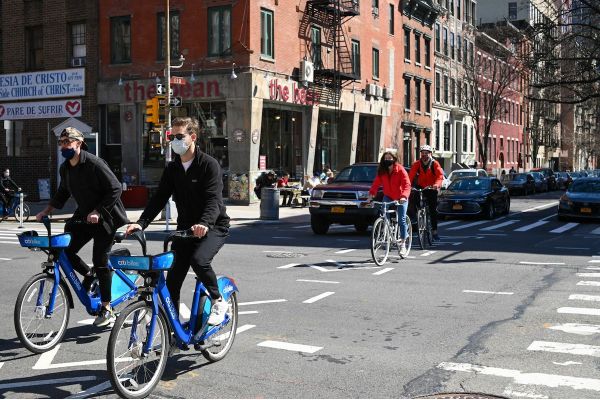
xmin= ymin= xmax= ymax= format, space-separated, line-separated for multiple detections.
xmin=228 ymin=173 xmax=249 ymax=201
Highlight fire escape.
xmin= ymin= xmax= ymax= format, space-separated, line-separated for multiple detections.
xmin=300 ymin=0 xmax=360 ymax=107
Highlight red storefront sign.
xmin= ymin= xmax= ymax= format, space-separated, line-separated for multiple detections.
xmin=268 ymin=79 xmax=319 ymax=106
xmin=123 ymin=80 xmax=220 ymax=102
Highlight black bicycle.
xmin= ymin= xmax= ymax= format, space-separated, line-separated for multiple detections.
xmin=411 ymin=187 xmax=435 ymax=250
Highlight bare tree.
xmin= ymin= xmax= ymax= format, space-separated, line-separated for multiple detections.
xmin=462 ymin=29 xmax=522 ymax=170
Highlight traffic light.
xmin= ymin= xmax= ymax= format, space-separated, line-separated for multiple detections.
xmin=145 ymin=97 xmax=159 ymax=124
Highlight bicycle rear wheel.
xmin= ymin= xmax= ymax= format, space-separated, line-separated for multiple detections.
xmin=426 ymin=212 xmax=433 ymax=245
xmin=12 ymin=203 xmax=30 ymax=222
xmin=107 ymin=300 xmax=169 ymax=399
xmin=417 ymin=209 xmax=428 ymax=250
xmin=201 ymin=292 xmax=238 ymax=362
xmin=398 ymin=215 xmax=413 ymax=258
xmin=371 ymin=218 xmax=390 ymax=266
xmin=14 ymin=273 xmax=70 ymax=353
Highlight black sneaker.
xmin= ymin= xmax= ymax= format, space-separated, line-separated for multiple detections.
xmin=93 ymin=306 xmax=115 ymax=327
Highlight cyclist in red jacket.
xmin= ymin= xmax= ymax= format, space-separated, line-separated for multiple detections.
xmin=368 ymin=151 xmax=411 ymax=253
xmin=408 ymin=145 xmax=444 ymax=240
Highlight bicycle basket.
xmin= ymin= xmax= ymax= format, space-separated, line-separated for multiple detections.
xmin=109 ymin=251 xmax=174 ymax=272
xmin=17 ymin=232 xmax=71 ymax=248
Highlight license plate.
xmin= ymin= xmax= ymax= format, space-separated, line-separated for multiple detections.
xmin=581 ymin=207 xmax=592 ymax=213
xmin=331 ymin=206 xmax=346 ymax=213
xmin=452 ymin=204 xmax=463 ymax=210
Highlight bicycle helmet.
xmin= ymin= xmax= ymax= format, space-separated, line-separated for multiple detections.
xmin=419 ymin=145 xmax=433 ymax=153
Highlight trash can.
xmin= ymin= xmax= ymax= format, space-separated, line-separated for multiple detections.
xmin=260 ymin=187 xmax=279 ymax=220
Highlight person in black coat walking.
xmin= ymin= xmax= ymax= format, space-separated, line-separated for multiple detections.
xmin=36 ymin=127 xmax=128 ymax=327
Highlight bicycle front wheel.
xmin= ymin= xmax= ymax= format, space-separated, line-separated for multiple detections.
xmin=107 ymin=300 xmax=169 ymax=399
xmin=417 ymin=209 xmax=428 ymax=250
xmin=14 ymin=273 xmax=70 ymax=353
xmin=201 ymin=292 xmax=238 ymax=362
xmin=12 ymin=203 xmax=30 ymax=222
xmin=371 ymin=218 xmax=390 ymax=266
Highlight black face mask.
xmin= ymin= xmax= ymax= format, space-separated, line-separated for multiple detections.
xmin=382 ymin=159 xmax=394 ymax=168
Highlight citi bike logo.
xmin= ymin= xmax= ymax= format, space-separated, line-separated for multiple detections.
xmin=165 ymin=296 xmax=177 ymax=319
xmin=223 ymin=285 xmax=234 ymax=294
xmin=70 ymin=271 xmax=81 ymax=290
xmin=117 ymin=259 xmax=141 ymax=268
xmin=23 ymin=238 xmax=38 ymax=245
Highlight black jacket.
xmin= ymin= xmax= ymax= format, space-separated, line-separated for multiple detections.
xmin=0 ymin=176 xmax=19 ymax=192
xmin=137 ymin=147 xmax=230 ymax=230
xmin=50 ymin=150 xmax=128 ymax=230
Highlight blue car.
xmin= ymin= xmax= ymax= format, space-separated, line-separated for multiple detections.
xmin=558 ymin=177 xmax=600 ymax=221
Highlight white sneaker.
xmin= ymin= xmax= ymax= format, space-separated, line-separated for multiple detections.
xmin=207 ymin=298 xmax=228 ymax=325
xmin=398 ymin=239 xmax=407 ymax=255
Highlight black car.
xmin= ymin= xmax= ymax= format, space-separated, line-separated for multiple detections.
xmin=558 ymin=177 xmax=600 ymax=221
xmin=502 ymin=173 xmax=536 ymax=195
xmin=531 ymin=168 xmax=557 ymax=190
xmin=309 ymin=163 xmax=381 ymax=234
xmin=437 ymin=177 xmax=510 ymax=219
xmin=555 ymin=171 xmax=573 ymax=190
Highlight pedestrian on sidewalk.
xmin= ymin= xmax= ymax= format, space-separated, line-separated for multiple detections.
xmin=36 ymin=127 xmax=128 ymax=327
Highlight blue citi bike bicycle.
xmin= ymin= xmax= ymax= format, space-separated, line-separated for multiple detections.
xmin=1 ymin=190 xmax=30 ymax=222
xmin=13 ymin=217 xmax=140 ymax=353
xmin=106 ymin=229 xmax=239 ymax=399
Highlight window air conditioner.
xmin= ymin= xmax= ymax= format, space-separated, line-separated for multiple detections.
xmin=301 ymin=59 xmax=314 ymax=83
xmin=372 ymin=7 xmax=379 ymax=17
xmin=375 ymin=85 xmax=383 ymax=98
xmin=366 ymin=83 xmax=376 ymax=96
xmin=71 ymin=57 xmax=86 ymax=67
xmin=383 ymin=87 xmax=393 ymax=100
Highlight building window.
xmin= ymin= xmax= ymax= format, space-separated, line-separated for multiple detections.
xmin=415 ymin=33 xmax=421 ymax=64
xmin=209 ymin=6 xmax=232 ymax=57
xmin=471 ymin=1 xmax=476 ymax=26
xmin=100 ymin=104 xmax=122 ymax=145
xmin=157 ymin=12 xmax=180 ymax=60
xmin=443 ymin=75 xmax=449 ymax=104
xmin=26 ymin=26 xmax=43 ymax=70
xmin=450 ymin=0 xmax=454 ymax=15
xmin=435 ymin=72 xmax=441 ymax=102
xmin=425 ymin=83 xmax=431 ymax=113
xmin=450 ymin=32 xmax=455 ymax=59
xmin=435 ymin=23 xmax=440 ymax=52
xmin=463 ymin=38 xmax=468 ymax=64
xmin=424 ymin=38 xmax=431 ymax=67
xmin=457 ymin=0 xmax=461 ymax=21
xmin=415 ymin=80 xmax=421 ymax=112
xmin=457 ymin=35 xmax=462 ymax=62
xmin=508 ymin=2 xmax=517 ymax=19
xmin=443 ymin=27 xmax=448 ymax=56
xmin=469 ymin=41 xmax=474 ymax=66
xmin=462 ymin=124 xmax=468 ymax=152
xmin=70 ymin=23 xmax=86 ymax=61
xmin=470 ymin=126 xmax=474 ymax=152
xmin=389 ymin=4 xmax=394 ymax=34
xmin=110 ymin=16 xmax=131 ymax=64
xmin=404 ymin=78 xmax=411 ymax=110
xmin=352 ymin=40 xmax=361 ymax=77
xmin=450 ymin=78 xmax=455 ymax=106
xmin=404 ymin=29 xmax=410 ymax=60
xmin=444 ymin=122 xmax=451 ymax=151
xmin=435 ymin=120 xmax=441 ymax=150
xmin=457 ymin=79 xmax=462 ymax=107
xmin=311 ymin=26 xmax=322 ymax=68
xmin=372 ymin=48 xmax=380 ymax=79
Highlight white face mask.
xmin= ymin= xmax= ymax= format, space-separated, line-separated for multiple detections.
xmin=171 ymin=138 xmax=190 ymax=155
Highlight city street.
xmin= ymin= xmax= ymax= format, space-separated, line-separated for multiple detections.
xmin=1 ymin=192 xmax=600 ymax=398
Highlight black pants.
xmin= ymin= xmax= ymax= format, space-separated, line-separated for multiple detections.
xmin=409 ymin=189 xmax=439 ymax=230
xmin=281 ymin=191 xmax=293 ymax=206
xmin=64 ymin=221 xmax=115 ymax=303
xmin=167 ymin=226 xmax=228 ymax=310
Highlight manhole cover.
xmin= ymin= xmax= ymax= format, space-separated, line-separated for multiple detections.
xmin=266 ymin=252 xmax=306 ymax=258
xmin=417 ymin=393 xmax=505 ymax=399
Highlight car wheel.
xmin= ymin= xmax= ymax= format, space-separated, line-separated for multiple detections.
xmin=486 ymin=202 xmax=495 ymax=220
xmin=354 ymin=223 xmax=368 ymax=233
xmin=311 ymin=215 xmax=330 ymax=235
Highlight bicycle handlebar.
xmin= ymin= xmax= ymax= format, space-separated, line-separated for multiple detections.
xmin=162 ymin=228 xmax=200 ymax=252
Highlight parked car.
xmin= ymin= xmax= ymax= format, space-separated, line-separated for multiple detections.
xmin=441 ymin=168 xmax=488 ymax=190
xmin=501 ymin=173 xmax=536 ymax=195
xmin=530 ymin=171 xmax=548 ymax=192
xmin=558 ymin=177 xmax=600 ymax=221
xmin=531 ymin=168 xmax=557 ymax=190
xmin=309 ymin=162 xmax=381 ymax=234
xmin=437 ymin=177 xmax=510 ymax=219
xmin=555 ymin=171 xmax=573 ymax=190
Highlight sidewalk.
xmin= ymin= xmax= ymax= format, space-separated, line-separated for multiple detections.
xmin=25 ymin=198 xmax=309 ymax=231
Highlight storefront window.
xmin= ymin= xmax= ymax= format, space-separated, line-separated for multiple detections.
xmin=260 ymin=107 xmax=303 ymax=178
xmin=356 ymin=116 xmax=379 ymax=163
xmin=315 ymin=110 xmax=338 ymax=174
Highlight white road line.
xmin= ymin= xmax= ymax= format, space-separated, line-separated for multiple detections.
xmin=238 ymin=311 xmax=259 ymax=315
xmin=238 ymin=299 xmax=286 ymax=306
xmin=296 ymin=279 xmax=340 ymax=284
xmin=520 ymin=202 xmax=560 ymax=214
xmin=33 ymin=345 xmax=107 ymax=370
xmin=373 ymin=267 xmax=394 ymax=275
xmin=0 ymin=241 xmax=19 ymax=244
xmin=292 ymin=224 xmax=311 ymax=229
xmin=569 ymin=294 xmax=600 ymax=302
xmin=515 ymin=221 xmax=550 ymax=232
xmin=66 ymin=380 xmax=112 ymax=399
xmin=272 ymin=236 xmax=294 ymax=239
xmin=303 ymin=291 xmax=335 ymax=304
xmin=438 ymin=220 xmax=460 ymax=227
xmin=277 ymin=263 xmax=300 ymax=269
xmin=0 ymin=376 xmax=97 ymax=391
xmin=589 ymin=260 xmax=600 ymax=263
xmin=179 ymin=303 xmax=191 ymax=320
xmin=528 ymin=340 xmax=600 ymax=357
xmin=591 ymin=227 xmax=600 ymax=235
xmin=262 ymin=250 xmax=291 ymax=253
xmin=519 ymin=261 xmax=565 ymax=265
xmin=462 ymin=290 xmax=514 ymax=295
xmin=438 ymin=361 xmax=600 ymax=391
xmin=0 ymin=257 xmax=11 ymax=261
xmin=336 ymin=239 xmax=361 ymax=242
xmin=236 ymin=324 xmax=256 ymax=334
xmin=328 ymin=225 xmax=354 ymax=230
xmin=0 ymin=362 xmax=3 ymax=369
xmin=558 ymin=307 xmax=600 ymax=316
xmin=577 ymin=281 xmax=600 ymax=287
xmin=553 ymin=361 xmax=582 ymax=366
xmin=77 ymin=319 xmax=95 ymax=325
xmin=555 ymin=246 xmax=590 ymax=250
xmin=257 ymin=340 xmax=322 ymax=353
xmin=586 ymin=267 xmax=600 ymax=270
xmin=548 ymin=323 xmax=600 ymax=336
xmin=550 ymin=223 xmax=579 ymax=234
xmin=335 ymin=249 xmax=355 ymax=254
xmin=577 ymin=273 xmax=600 ymax=278
xmin=421 ymin=251 xmax=437 ymax=257
xmin=447 ymin=220 xmax=489 ymax=231
xmin=480 ymin=220 xmax=518 ymax=231
xmin=503 ymin=385 xmax=549 ymax=399
xmin=309 ymin=265 xmax=330 ymax=272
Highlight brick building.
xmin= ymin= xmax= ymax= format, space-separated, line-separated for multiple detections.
xmin=0 ymin=0 xmax=99 ymax=201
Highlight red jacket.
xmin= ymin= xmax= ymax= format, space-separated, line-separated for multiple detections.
xmin=408 ymin=159 xmax=444 ymax=188
xmin=369 ymin=163 xmax=411 ymax=200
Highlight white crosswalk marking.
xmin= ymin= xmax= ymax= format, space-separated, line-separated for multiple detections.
xmin=577 ymin=281 xmax=600 ymax=287
xmin=577 ymin=273 xmax=600 ymax=278
xmin=558 ymin=307 xmax=600 ymax=316
xmin=550 ymin=222 xmax=579 ymax=233
xmin=480 ymin=220 xmax=518 ymax=231
xmin=438 ymin=220 xmax=460 ymax=227
xmin=548 ymin=323 xmax=600 ymax=336
xmin=591 ymin=227 xmax=600 ymax=235
xmin=447 ymin=220 xmax=489 ymax=231
xmin=257 ymin=340 xmax=322 ymax=353
xmin=528 ymin=340 xmax=600 ymax=357
xmin=569 ymin=294 xmax=600 ymax=302
xmin=514 ymin=221 xmax=549 ymax=232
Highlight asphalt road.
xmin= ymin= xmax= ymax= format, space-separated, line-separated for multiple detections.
xmin=1 ymin=191 xmax=600 ymax=398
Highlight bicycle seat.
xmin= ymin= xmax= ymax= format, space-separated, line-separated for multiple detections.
xmin=17 ymin=232 xmax=71 ymax=248
xmin=109 ymin=251 xmax=174 ymax=272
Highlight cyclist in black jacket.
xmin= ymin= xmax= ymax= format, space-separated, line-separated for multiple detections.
xmin=126 ymin=117 xmax=231 ymax=326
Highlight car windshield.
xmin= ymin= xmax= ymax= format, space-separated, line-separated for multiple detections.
xmin=448 ymin=179 xmax=490 ymax=190
xmin=511 ymin=174 xmax=528 ymax=181
xmin=333 ymin=165 xmax=378 ymax=183
xmin=570 ymin=180 xmax=600 ymax=193
xmin=450 ymin=171 xmax=476 ymax=181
